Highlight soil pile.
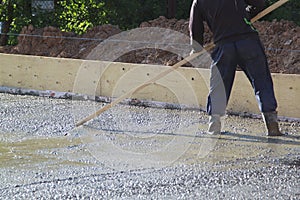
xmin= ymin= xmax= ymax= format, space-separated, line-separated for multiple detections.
xmin=7 ymin=24 xmax=121 ymax=59
xmin=0 ymin=16 xmax=299 ymax=74
xmin=137 ymin=16 xmax=300 ymax=74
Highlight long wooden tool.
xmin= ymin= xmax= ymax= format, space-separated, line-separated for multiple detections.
xmin=75 ymin=42 xmax=215 ymax=127
xmin=251 ymin=0 xmax=289 ymax=23
xmin=76 ymin=0 xmax=289 ymax=127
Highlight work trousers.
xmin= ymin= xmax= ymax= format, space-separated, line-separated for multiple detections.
xmin=207 ymin=38 xmax=278 ymax=115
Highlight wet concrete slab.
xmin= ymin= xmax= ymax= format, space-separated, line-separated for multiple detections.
xmin=0 ymin=93 xmax=299 ymax=199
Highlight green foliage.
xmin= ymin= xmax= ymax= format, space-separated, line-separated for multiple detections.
xmin=57 ymin=0 xmax=108 ymax=34
xmin=0 ymin=0 xmax=32 ymax=45
xmin=31 ymin=2 xmax=58 ymax=28
xmin=175 ymin=0 xmax=193 ymax=19
xmin=0 ymin=0 xmax=109 ymax=45
xmin=104 ymin=0 xmax=192 ymax=30
xmin=0 ymin=0 xmax=299 ymax=46
xmin=264 ymin=0 xmax=300 ymax=25
xmin=104 ymin=0 xmax=165 ymax=30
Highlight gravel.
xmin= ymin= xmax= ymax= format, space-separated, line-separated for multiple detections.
xmin=0 ymin=93 xmax=299 ymax=199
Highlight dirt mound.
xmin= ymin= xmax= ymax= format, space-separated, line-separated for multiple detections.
xmin=140 ymin=16 xmax=212 ymax=43
xmin=119 ymin=16 xmax=212 ymax=66
xmin=8 ymin=24 xmax=121 ymax=59
xmin=1 ymin=16 xmax=299 ymax=74
xmin=134 ymin=16 xmax=300 ymax=74
xmin=255 ymin=19 xmax=300 ymax=74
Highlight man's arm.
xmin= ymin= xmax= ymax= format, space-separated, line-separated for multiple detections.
xmin=189 ymin=0 xmax=204 ymax=52
xmin=245 ymin=0 xmax=265 ymax=18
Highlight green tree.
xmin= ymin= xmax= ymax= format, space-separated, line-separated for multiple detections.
xmin=104 ymin=0 xmax=165 ymax=29
xmin=0 ymin=0 xmax=32 ymax=45
xmin=264 ymin=0 xmax=300 ymax=25
xmin=31 ymin=1 xmax=58 ymax=28
xmin=57 ymin=0 xmax=108 ymax=34
xmin=175 ymin=0 xmax=193 ymax=19
xmin=0 ymin=0 xmax=109 ymax=45
xmin=0 ymin=0 xmax=57 ymax=45
xmin=0 ymin=0 xmax=299 ymax=46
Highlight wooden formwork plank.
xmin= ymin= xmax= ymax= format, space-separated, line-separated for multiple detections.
xmin=0 ymin=53 xmax=299 ymax=119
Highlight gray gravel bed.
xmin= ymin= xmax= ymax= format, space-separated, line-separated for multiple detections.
xmin=0 ymin=93 xmax=299 ymax=199
xmin=0 ymin=161 xmax=299 ymax=199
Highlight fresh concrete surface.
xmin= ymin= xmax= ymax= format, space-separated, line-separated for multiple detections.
xmin=0 ymin=93 xmax=299 ymax=199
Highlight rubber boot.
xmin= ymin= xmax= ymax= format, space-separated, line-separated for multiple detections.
xmin=262 ymin=111 xmax=283 ymax=136
xmin=207 ymin=115 xmax=221 ymax=135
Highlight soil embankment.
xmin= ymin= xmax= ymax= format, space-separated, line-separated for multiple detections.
xmin=0 ymin=17 xmax=299 ymax=74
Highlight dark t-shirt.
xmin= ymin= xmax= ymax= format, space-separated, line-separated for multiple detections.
xmin=189 ymin=0 xmax=265 ymax=48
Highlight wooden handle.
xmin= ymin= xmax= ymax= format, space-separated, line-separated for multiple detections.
xmin=75 ymin=0 xmax=289 ymax=127
xmin=251 ymin=0 xmax=289 ymax=23
xmin=75 ymin=43 xmax=215 ymax=127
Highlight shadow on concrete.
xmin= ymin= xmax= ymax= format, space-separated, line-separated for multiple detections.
xmin=209 ymin=132 xmax=300 ymax=146
xmin=84 ymin=125 xmax=300 ymax=146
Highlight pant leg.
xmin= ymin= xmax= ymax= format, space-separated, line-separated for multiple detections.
xmin=207 ymin=43 xmax=238 ymax=115
xmin=236 ymin=38 xmax=277 ymax=112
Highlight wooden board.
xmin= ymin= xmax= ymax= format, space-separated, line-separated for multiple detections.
xmin=1 ymin=53 xmax=300 ymax=119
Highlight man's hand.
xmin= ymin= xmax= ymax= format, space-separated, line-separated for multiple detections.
xmin=246 ymin=5 xmax=260 ymax=18
xmin=245 ymin=0 xmax=265 ymax=17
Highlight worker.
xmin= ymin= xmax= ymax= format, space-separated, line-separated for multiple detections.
xmin=189 ymin=0 xmax=283 ymax=136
